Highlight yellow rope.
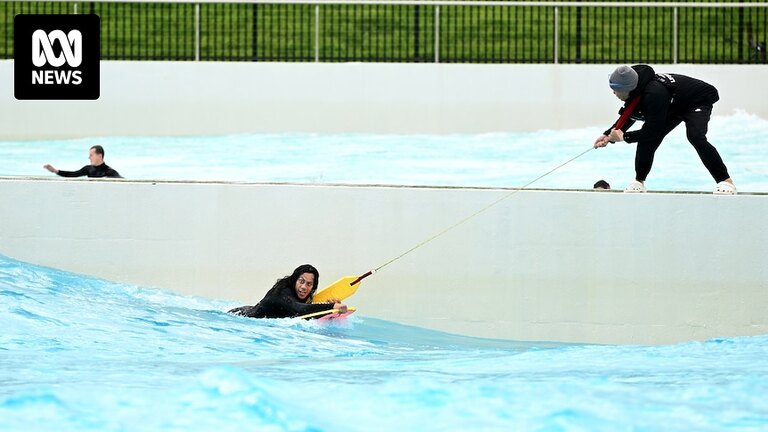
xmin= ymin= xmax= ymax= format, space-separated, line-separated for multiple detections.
xmin=373 ymin=146 xmax=595 ymax=273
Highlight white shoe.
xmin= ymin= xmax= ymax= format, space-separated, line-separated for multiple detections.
xmin=714 ymin=181 xmax=737 ymax=195
xmin=624 ymin=180 xmax=646 ymax=193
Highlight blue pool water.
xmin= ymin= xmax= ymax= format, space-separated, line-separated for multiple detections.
xmin=2 ymin=112 xmax=768 ymax=430
xmin=2 ymin=254 xmax=768 ymax=431
xmin=1 ymin=110 xmax=767 ymax=192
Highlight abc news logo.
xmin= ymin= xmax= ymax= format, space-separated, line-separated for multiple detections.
xmin=32 ymin=29 xmax=84 ymax=84
xmin=15 ymin=14 xmax=100 ymax=100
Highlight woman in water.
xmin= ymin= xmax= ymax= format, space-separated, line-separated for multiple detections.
xmin=228 ymin=264 xmax=347 ymax=319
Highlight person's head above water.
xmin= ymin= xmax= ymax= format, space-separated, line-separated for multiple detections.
xmin=593 ymin=179 xmax=611 ymax=190
xmin=89 ymin=145 xmax=105 ymax=166
xmin=288 ymin=264 xmax=319 ymax=302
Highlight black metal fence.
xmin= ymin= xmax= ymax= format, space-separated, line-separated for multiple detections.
xmin=1 ymin=1 xmax=766 ymax=64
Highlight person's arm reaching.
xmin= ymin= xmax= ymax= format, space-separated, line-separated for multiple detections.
xmin=278 ymin=291 xmax=346 ymax=317
xmin=44 ymin=164 xmax=89 ymax=177
xmin=595 ymin=97 xmax=641 ymax=148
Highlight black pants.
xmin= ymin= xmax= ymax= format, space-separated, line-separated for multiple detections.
xmin=635 ymin=105 xmax=731 ymax=183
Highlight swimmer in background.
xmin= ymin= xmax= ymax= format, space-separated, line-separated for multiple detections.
xmin=593 ymin=180 xmax=611 ymax=190
xmin=229 ymin=264 xmax=347 ymax=319
xmin=44 ymin=145 xmax=122 ymax=178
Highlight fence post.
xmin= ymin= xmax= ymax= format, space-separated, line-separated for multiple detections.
xmin=554 ymin=6 xmax=559 ymax=64
xmin=575 ymin=5 xmax=582 ymax=63
xmin=414 ymin=5 xmax=420 ymax=61
xmin=672 ymin=6 xmax=678 ymax=64
xmin=738 ymin=7 xmax=744 ymax=64
xmin=315 ymin=5 xmax=320 ymax=62
xmin=195 ymin=3 xmax=200 ymax=61
xmin=434 ymin=6 xmax=440 ymax=63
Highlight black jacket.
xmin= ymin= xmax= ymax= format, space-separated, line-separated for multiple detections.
xmin=228 ymin=280 xmax=332 ymax=319
xmin=57 ymin=163 xmax=122 ymax=178
xmin=605 ymin=65 xmax=719 ymax=145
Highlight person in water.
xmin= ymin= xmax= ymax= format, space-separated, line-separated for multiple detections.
xmin=44 ymin=145 xmax=123 ymax=178
xmin=593 ymin=179 xmax=611 ymax=190
xmin=229 ymin=264 xmax=347 ymax=319
xmin=593 ymin=65 xmax=736 ymax=195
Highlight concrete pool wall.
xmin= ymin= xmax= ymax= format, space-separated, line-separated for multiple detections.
xmin=1 ymin=177 xmax=766 ymax=345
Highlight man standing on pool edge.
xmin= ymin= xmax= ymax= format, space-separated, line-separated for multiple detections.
xmin=44 ymin=145 xmax=123 ymax=178
xmin=593 ymin=65 xmax=736 ymax=195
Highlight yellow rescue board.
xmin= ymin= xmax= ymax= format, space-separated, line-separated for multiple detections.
xmin=312 ymin=275 xmax=361 ymax=303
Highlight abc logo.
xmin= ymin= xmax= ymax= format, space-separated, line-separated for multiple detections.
xmin=32 ymin=29 xmax=84 ymax=85
xmin=15 ymin=14 xmax=100 ymax=100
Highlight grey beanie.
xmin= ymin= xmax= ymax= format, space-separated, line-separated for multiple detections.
xmin=609 ymin=65 xmax=638 ymax=93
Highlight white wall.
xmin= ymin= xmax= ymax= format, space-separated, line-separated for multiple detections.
xmin=1 ymin=61 xmax=766 ymax=138
xmin=1 ymin=178 xmax=766 ymax=345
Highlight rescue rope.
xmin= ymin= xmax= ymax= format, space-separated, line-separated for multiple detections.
xmin=351 ymin=145 xmax=596 ymax=285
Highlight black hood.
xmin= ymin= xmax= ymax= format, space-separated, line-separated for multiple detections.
xmin=628 ymin=64 xmax=656 ymax=99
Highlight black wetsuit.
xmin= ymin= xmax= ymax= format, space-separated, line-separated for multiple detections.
xmin=57 ymin=163 xmax=122 ymax=178
xmin=605 ymin=64 xmax=730 ymax=183
xmin=228 ymin=280 xmax=333 ymax=319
